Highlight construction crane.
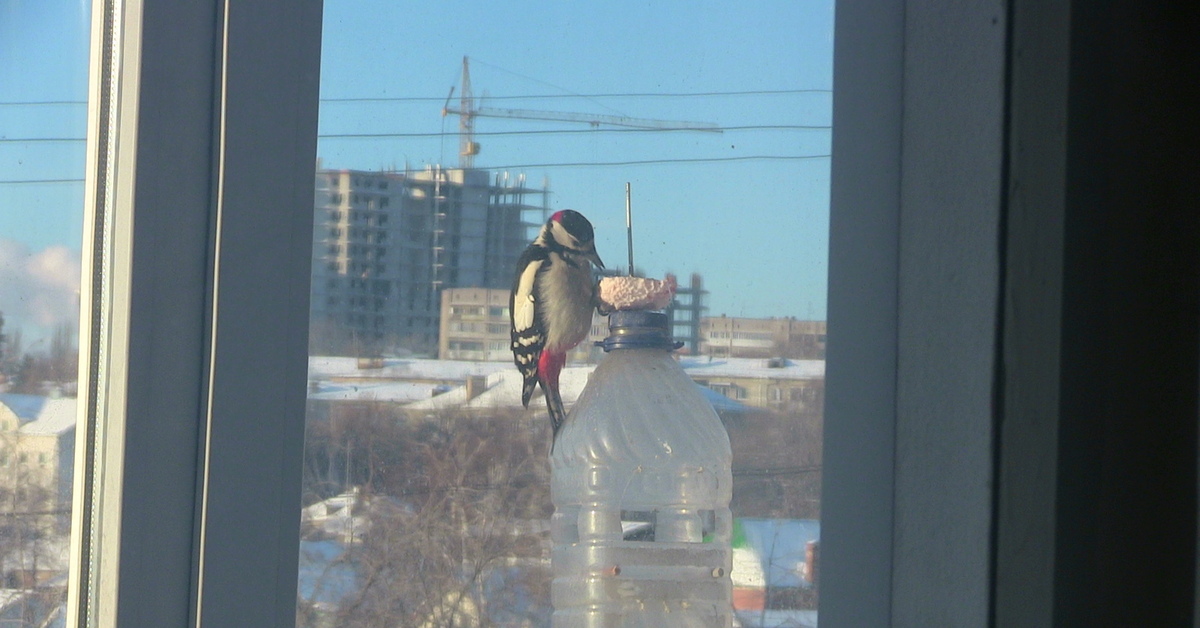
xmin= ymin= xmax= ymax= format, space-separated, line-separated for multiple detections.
xmin=441 ymin=56 xmax=721 ymax=169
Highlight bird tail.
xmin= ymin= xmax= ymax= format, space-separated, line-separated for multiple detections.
xmin=544 ymin=385 xmax=567 ymax=438
xmin=537 ymin=351 xmax=568 ymax=444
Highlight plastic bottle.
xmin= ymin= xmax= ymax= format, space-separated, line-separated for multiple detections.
xmin=550 ymin=311 xmax=733 ymax=627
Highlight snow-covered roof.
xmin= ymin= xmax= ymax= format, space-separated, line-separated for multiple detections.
xmin=309 ymin=380 xmax=457 ymax=404
xmin=309 ymin=356 xmax=507 ymax=382
xmin=307 ymin=357 xmax=512 ymax=403
xmin=404 ymin=367 xmax=592 ymax=413
xmin=307 ymin=355 xmax=822 ymax=412
xmin=679 ymin=357 xmax=825 ymax=380
xmin=0 ymin=394 xmax=77 ymax=436
xmin=310 ymin=356 xmax=823 ymax=385
xmin=0 ymin=393 xmax=47 ymax=421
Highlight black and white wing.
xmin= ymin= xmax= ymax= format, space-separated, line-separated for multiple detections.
xmin=510 ymin=245 xmax=548 ymax=407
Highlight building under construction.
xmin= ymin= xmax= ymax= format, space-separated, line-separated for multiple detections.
xmin=309 ymin=166 xmax=544 ymax=356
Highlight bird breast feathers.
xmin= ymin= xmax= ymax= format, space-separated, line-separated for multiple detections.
xmin=539 ymin=253 xmax=595 ymax=351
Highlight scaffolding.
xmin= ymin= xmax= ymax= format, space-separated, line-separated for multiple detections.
xmin=310 ymin=166 xmax=545 ymax=356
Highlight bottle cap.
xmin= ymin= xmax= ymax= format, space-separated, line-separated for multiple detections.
xmin=598 ymin=310 xmax=683 ymax=352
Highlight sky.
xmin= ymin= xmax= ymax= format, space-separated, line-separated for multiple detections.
xmin=0 ymin=0 xmax=834 ymax=347
xmin=0 ymin=0 xmax=91 ymax=346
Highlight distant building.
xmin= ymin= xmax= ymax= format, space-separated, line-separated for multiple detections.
xmin=310 ymin=167 xmax=542 ymax=357
xmin=700 ymin=317 xmax=826 ymax=360
xmin=438 ymin=288 xmax=512 ymax=361
xmin=0 ymin=395 xmax=75 ymax=517
xmin=685 ymin=357 xmax=824 ymax=415
xmin=665 ymin=273 xmax=708 ymax=354
xmin=0 ymin=394 xmax=75 ymax=589
xmin=438 ymin=287 xmax=609 ymax=364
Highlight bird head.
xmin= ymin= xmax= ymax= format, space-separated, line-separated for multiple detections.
xmin=547 ymin=209 xmax=604 ymax=269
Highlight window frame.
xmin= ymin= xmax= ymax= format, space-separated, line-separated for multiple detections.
xmin=823 ymin=2 xmax=1198 ymax=627
xmin=67 ymin=1 xmax=322 ymax=626
xmin=822 ymin=1 xmax=1012 ymax=624
xmin=64 ymin=0 xmax=1196 ymax=626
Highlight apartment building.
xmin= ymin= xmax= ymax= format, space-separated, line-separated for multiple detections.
xmin=310 ymin=167 xmax=539 ymax=356
xmin=700 ymin=316 xmax=827 ymax=359
xmin=0 ymin=394 xmax=76 ymax=532
xmin=437 ymin=288 xmax=513 ymax=362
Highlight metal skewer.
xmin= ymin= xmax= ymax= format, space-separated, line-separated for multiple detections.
xmin=625 ymin=182 xmax=634 ymax=276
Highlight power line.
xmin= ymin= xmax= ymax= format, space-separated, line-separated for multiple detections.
xmin=0 ymin=125 xmax=830 ymax=145
xmin=0 ymin=137 xmax=83 ymax=143
xmin=0 ymin=89 xmax=831 ymax=108
xmin=323 ymin=89 xmax=830 ymax=103
xmin=0 ymin=509 xmax=71 ymax=517
xmin=732 ymin=465 xmax=822 ymax=478
xmin=0 ymin=178 xmax=84 ymax=185
xmin=327 ymin=465 xmax=821 ymax=498
xmin=472 ymin=155 xmax=830 ymax=170
xmin=466 ymin=56 xmax=628 ymax=116
xmin=0 ymin=154 xmax=827 ymax=185
xmin=0 ymin=100 xmax=85 ymax=106
xmin=1 ymin=153 xmax=827 ymax=187
xmin=319 ymin=124 xmax=829 ymax=140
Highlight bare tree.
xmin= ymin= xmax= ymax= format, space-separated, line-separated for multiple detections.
xmin=5 ymin=323 xmax=77 ymax=396
xmin=728 ymin=408 xmax=823 ymax=520
xmin=0 ymin=430 xmax=66 ymax=626
xmin=299 ymin=397 xmax=826 ymax=625
xmin=298 ymin=409 xmax=553 ymax=627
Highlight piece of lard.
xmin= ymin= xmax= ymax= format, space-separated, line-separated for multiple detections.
xmin=598 ymin=275 xmax=677 ymax=311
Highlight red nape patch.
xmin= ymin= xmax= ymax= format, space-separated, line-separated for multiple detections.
xmin=537 ymin=351 xmax=567 ymax=392
xmin=549 ymin=210 xmax=565 ymax=223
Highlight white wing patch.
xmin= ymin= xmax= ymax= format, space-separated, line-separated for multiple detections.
xmin=512 ymin=258 xmax=542 ymax=332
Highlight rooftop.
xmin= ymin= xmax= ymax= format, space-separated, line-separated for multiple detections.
xmin=0 ymin=394 xmax=77 ymax=436
xmin=307 ymin=355 xmax=823 ymax=413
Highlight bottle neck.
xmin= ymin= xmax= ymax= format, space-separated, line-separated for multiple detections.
xmin=600 ymin=310 xmax=681 ymax=352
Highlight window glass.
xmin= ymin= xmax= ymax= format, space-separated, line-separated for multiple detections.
xmin=299 ymin=2 xmax=831 ymax=625
xmin=0 ymin=0 xmax=90 ymax=621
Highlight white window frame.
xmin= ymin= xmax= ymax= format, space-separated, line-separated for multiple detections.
xmin=822 ymin=1 xmax=1007 ymax=626
xmin=67 ymin=0 xmax=322 ymax=625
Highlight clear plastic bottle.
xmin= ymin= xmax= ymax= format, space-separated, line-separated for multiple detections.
xmin=551 ymin=311 xmax=733 ymax=627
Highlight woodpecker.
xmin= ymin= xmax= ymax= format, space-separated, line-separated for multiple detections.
xmin=510 ymin=209 xmax=605 ymax=439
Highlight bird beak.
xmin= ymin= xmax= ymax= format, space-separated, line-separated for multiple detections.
xmin=587 ymin=248 xmax=605 ymax=269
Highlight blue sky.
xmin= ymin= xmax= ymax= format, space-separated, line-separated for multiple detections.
xmin=0 ymin=0 xmax=90 ymax=345
xmin=0 ymin=0 xmax=833 ymax=344
xmin=0 ymin=0 xmax=90 ymax=251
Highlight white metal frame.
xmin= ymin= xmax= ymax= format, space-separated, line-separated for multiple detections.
xmin=68 ymin=1 xmax=322 ymax=625
xmin=821 ymin=1 xmax=1007 ymax=625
